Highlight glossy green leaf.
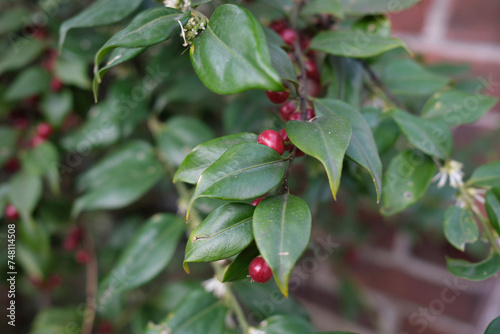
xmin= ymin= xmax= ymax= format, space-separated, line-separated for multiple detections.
xmin=302 ymin=0 xmax=344 ymax=18
xmin=324 ymin=56 xmax=363 ymax=107
xmin=485 ymin=188 xmax=500 ymax=236
xmin=446 ymin=253 xmax=500 ymax=281
xmin=4 ymin=67 xmax=51 ymax=101
xmin=310 ymin=30 xmax=407 ymax=58
xmin=190 ymin=4 xmax=283 ymax=94
xmin=98 ymin=214 xmax=184 ymax=307
xmin=314 ymin=99 xmax=382 ymax=202
xmin=353 ymin=15 xmax=391 ymax=38
xmin=253 ymin=194 xmax=312 ymax=297
xmin=256 ymin=0 xmax=293 ymax=12
xmin=22 ymin=142 xmax=60 ymax=195
xmin=485 ymin=316 xmax=500 ymax=334
xmin=59 ymin=0 xmax=143 ymax=49
xmin=95 ymin=46 xmax=146 ymax=83
xmin=184 ymin=203 xmax=255 ymax=272
xmin=392 ymin=110 xmax=453 ymax=160
xmin=443 ymin=206 xmax=478 ymax=251
xmin=258 ymin=315 xmax=317 ymax=333
xmin=73 ymin=141 xmax=163 ymax=216
xmin=186 ymin=143 xmax=285 ymax=220
xmin=8 ymin=172 xmax=42 ymax=222
xmin=0 ymin=8 xmax=31 ymax=35
xmin=421 ymin=89 xmax=497 ymax=126
xmin=269 ymin=42 xmax=298 ymax=83
xmin=55 ymin=57 xmax=92 ymax=90
xmin=40 ymin=89 xmax=73 ymax=127
xmin=381 ymin=150 xmax=436 ymax=216
xmin=382 ymin=59 xmax=449 ymax=96
xmin=467 ymin=161 xmax=500 ymax=188
xmin=0 ymin=39 xmax=44 ymax=74
xmin=286 ymin=116 xmax=352 ymax=200
xmin=222 ymin=243 xmax=260 ymax=282
xmin=0 ymin=127 xmax=17 ymax=166
xmin=174 ymin=132 xmax=258 ymax=184
xmin=155 ymin=116 xmax=215 ymax=167
xmin=30 ymin=307 xmax=82 ymax=334
xmin=339 ymin=0 xmax=419 ymax=14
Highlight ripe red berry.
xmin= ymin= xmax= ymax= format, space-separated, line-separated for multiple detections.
xmin=306 ymin=108 xmax=316 ymax=120
xmin=305 ymin=59 xmax=319 ymax=79
xmin=48 ymin=274 xmax=63 ymax=289
xmin=50 ymin=77 xmax=63 ymax=92
xmin=257 ymin=130 xmax=285 ymax=155
xmin=306 ymin=78 xmax=321 ymax=97
xmin=30 ymin=136 xmax=46 ymax=148
xmin=278 ymin=129 xmax=289 ymax=142
xmin=5 ymin=204 xmax=19 ymax=221
xmin=249 ymin=257 xmax=273 ymax=283
xmin=75 ymin=250 xmax=90 ymax=264
xmin=280 ymin=101 xmax=296 ymax=121
xmin=269 ymin=20 xmax=287 ymax=34
xmin=36 ymin=122 xmax=53 ymax=139
xmin=280 ymin=28 xmax=297 ymax=47
xmin=97 ymin=321 xmax=114 ymax=334
xmin=266 ymin=90 xmax=290 ymax=104
xmin=251 ymin=197 xmax=264 ymax=207
xmin=289 ymin=112 xmax=302 ymax=121
xmin=64 ymin=227 xmax=84 ymax=251
xmin=4 ymin=158 xmax=20 ymax=173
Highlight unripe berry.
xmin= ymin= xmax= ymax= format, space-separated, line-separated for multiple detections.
xmin=280 ymin=28 xmax=297 ymax=47
xmin=248 ymin=257 xmax=272 ymax=283
xmin=280 ymin=101 xmax=296 ymax=121
xmin=257 ymin=130 xmax=285 ymax=155
xmin=5 ymin=204 xmax=19 ymax=221
xmin=251 ymin=197 xmax=264 ymax=207
xmin=266 ymin=90 xmax=290 ymax=104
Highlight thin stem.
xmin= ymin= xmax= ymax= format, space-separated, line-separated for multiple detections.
xmin=360 ymin=60 xmax=405 ymax=110
xmin=80 ymin=228 xmax=98 ymax=334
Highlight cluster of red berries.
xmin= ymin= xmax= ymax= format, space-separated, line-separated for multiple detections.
xmin=63 ymin=226 xmax=90 ymax=264
xmin=30 ymin=274 xmax=63 ymax=292
xmin=41 ymin=49 xmax=63 ymax=92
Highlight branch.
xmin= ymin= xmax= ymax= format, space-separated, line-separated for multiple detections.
xmin=360 ymin=60 xmax=405 ymax=110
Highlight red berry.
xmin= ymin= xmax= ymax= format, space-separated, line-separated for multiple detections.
xmin=280 ymin=28 xmax=297 ymax=47
xmin=5 ymin=204 xmax=19 ymax=221
xmin=4 ymin=158 xmax=20 ymax=173
xmin=278 ymin=128 xmax=289 ymax=142
xmin=30 ymin=136 xmax=46 ymax=148
xmin=98 ymin=321 xmax=114 ymax=333
xmin=10 ymin=110 xmax=29 ymax=130
xmin=306 ymin=78 xmax=321 ymax=97
xmin=280 ymin=101 xmax=296 ymax=121
xmin=64 ymin=227 xmax=83 ymax=251
xmin=36 ymin=122 xmax=53 ymax=139
xmin=251 ymin=197 xmax=264 ymax=207
xmin=289 ymin=112 xmax=302 ymax=121
xmin=266 ymin=90 xmax=290 ymax=104
xmin=295 ymin=148 xmax=305 ymax=157
xmin=306 ymin=108 xmax=316 ymax=120
xmin=75 ymin=250 xmax=90 ymax=264
xmin=300 ymin=36 xmax=311 ymax=50
xmin=48 ymin=274 xmax=63 ymax=288
xmin=50 ymin=77 xmax=63 ymax=92
xmin=269 ymin=20 xmax=287 ymax=34
xmin=305 ymin=59 xmax=319 ymax=79
xmin=257 ymin=130 xmax=285 ymax=155
xmin=249 ymin=257 xmax=273 ymax=283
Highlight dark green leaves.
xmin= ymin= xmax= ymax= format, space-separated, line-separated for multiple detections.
xmin=268 ymin=42 xmax=298 ymax=83
xmin=443 ymin=206 xmax=478 ymax=251
xmin=485 ymin=316 xmax=500 ymax=334
xmin=339 ymin=0 xmax=419 ymax=14
xmin=468 ymin=161 xmax=500 ymax=188
xmin=286 ymin=116 xmax=352 ymax=200
xmin=0 ymin=39 xmax=44 ymax=74
xmin=99 ymin=214 xmax=184 ymax=307
xmin=257 ymin=315 xmax=317 ymax=333
xmin=382 ymin=150 xmax=436 ymax=215
xmin=0 ymin=127 xmax=17 ymax=166
xmin=253 ymin=194 xmax=312 ymax=297
xmin=4 ymin=67 xmax=51 ymax=101
xmin=314 ymin=99 xmax=382 ymax=201
xmin=485 ymin=188 xmax=500 ymax=236
xmin=392 ymin=110 xmax=453 ymax=160
xmin=222 ymin=243 xmax=260 ymax=282
xmin=421 ymin=89 xmax=497 ymax=126
xmin=59 ymin=0 xmax=144 ymax=49
xmin=310 ymin=31 xmax=407 ymax=58
xmin=186 ymin=143 xmax=285 ymax=220
xmin=184 ymin=203 xmax=254 ymax=272
xmin=302 ymin=0 xmax=344 ymax=18
xmin=446 ymin=253 xmax=500 ymax=281
xmin=190 ymin=4 xmax=283 ymax=94
xmin=174 ymin=133 xmax=258 ymax=184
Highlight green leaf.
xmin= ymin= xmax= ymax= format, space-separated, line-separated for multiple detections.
xmin=55 ymin=57 xmax=92 ymax=90
xmin=485 ymin=316 xmax=500 ymax=334
xmin=392 ymin=110 xmax=453 ymax=160
xmin=95 ymin=46 xmax=146 ymax=83
xmin=94 ymin=7 xmax=190 ymax=98
xmin=40 ymin=89 xmax=73 ymax=127
xmin=0 ymin=8 xmax=31 ymax=35
xmin=323 ymin=56 xmax=363 ymax=107
xmin=314 ymin=99 xmax=382 ymax=202
xmin=22 ymin=142 xmax=60 ymax=195
xmin=9 ymin=172 xmax=42 ymax=222
xmin=353 ymin=15 xmax=391 ymax=38
xmin=443 ymin=206 xmax=479 ymax=251
xmin=302 ymin=0 xmax=344 ymax=18
xmin=4 ymin=67 xmax=51 ymax=101
xmin=382 ymin=59 xmax=449 ymax=96
xmin=268 ymin=42 xmax=298 ymax=83
xmin=339 ymin=0 xmax=419 ymax=14
xmin=485 ymin=188 xmax=500 ymax=236
xmin=184 ymin=203 xmax=255 ymax=272
xmin=258 ymin=315 xmax=317 ymax=333
xmin=30 ymin=307 xmax=82 ymax=334
xmin=186 ymin=143 xmax=285 ymax=220
xmin=446 ymin=252 xmax=500 ymax=281
xmin=310 ymin=30 xmax=407 ymax=58
xmin=467 ymin=161 xmax=500 ymax=188
xmin=381 ymin=150 xmax=436 ymax=216
xmin=59 ymin=0 xmax=144 ymax=49
xmin=190 ymin=4 xmax=283 ymax=94
xmin=73 ymin=141 xmax=163 ymax=216
xmin=0 ymin=38 xmax=44 ymax=74
xmin=98 ymin=214 xmax=184 ymax=307
xmin=155 ymin=116 xmax=215 ymax=167
xmin=174 ymin=132 xmax=258 ymax=184
xmin=286 ymin=116 xmax=352 ymax=200
xmin=0 ymin=127 xmax=18 ymax=166
xmin=253 ymin=194 xmax=312 ymax=297
xmin=222 ymin=243 xmax=260 ymax=282
xmin=421 ymin=89 xmax=497 ymax=126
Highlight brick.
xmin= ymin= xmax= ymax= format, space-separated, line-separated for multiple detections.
xmin=398 ymin=318 xmax=457 ymax=334
xmin=358 ymin=210 xmax=396 ymax=250
xmin=447 ymin=0 xmax=500 ymax=44
xmin=389 ymin=0 xmax=432 ymax=34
